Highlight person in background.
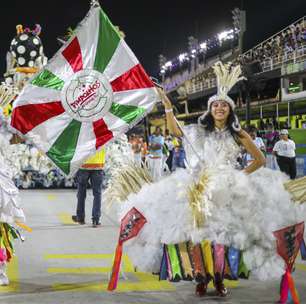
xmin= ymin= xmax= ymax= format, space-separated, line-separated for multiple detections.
xmin=259 ymin=118 xmax=266 ymax=131
xmin=164 ymin=129 xmax=175 ymax=172
xmin=148 ymin=127 xmax=164 ymax=181
xmin=245 ymin=128 xmax=266 ymax=166
xmin=129 ymin=134 xmax=142 ymax=166
xmin=72 ymin=148 xmax=105 ymax=227
xmin=272 ymin=116 xmax=279 ymax=130
xmin=264 ymin=124 xmax=279 ymax=170
xmin=173 ymin=137 xmax=186 ymax=169
xmin=273 ymin=129 xmax=296 ymax=179
xmin=139 ymin=136 xmax=147 ymax=166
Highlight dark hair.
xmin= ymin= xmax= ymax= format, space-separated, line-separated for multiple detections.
xmin=199 ymin=108 xmax=240 ymax=139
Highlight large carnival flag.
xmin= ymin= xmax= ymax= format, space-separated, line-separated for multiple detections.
xmin=10 ymin=2 xmax=159 ymax=175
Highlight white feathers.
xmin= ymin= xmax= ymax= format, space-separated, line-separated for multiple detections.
xmin=116 ymin=164 xmax=305 ymax=281
xmin=213 ymin=61 xmax=245 ymax=96
xmin=207 ymin=61 xmax=246 ymax=110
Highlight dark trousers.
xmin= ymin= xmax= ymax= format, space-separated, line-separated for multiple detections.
xmin=76 ymin=169 xmax=103 ymax=221
xmin=276 ymin=156 xmax=296 ymax=179
xmin=166 ymin=150 xmax=174 ymax=171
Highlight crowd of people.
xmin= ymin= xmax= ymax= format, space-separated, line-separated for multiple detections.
xmin=128 ymin=128 xmax=186 ymax=181
xmin=164 ymin=19 xmax=306 ymax=98
xmin=129 ymin=122 xmax=298 ymax=182
xmin=241 ymin=20 xmax=306 ymax=66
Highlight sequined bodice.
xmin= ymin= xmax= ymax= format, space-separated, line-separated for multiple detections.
xmin=182 ymin=124 xmax=241 ymax=169
xmin=202 ymin=128 xmax=241 ymax=168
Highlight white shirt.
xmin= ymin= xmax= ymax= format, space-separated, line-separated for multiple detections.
xmin=246 ymin=137 xmax=265 ymax=162
xmin=273 ymin=139 xmax=296 ymax=158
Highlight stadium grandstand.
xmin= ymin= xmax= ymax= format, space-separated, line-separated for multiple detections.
xmin=149 ymin=14 xmax=306 ymax=128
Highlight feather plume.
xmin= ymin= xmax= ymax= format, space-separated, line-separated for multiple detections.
xmin=105 ymin=162 xmax=153 ymax=208
xmin=207 ymin=61 xmax=246 ymax=110
xmin=213 ymin=61 xmax=245 ymax=97
xmin=283 ymin=176 xmax=306 ymax=204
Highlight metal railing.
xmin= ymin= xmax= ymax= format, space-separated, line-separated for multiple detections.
xmin=165 ymin=16 xmax=306 ymax=95
xmin=163 ymin=49 xmax=234 ymax=92
xmin=186 ymin=77 xmax=216 ymax=95
xmin=243 ymin=16 xmax=305 ymax=59
xmin=260 ymin=44 xmax=306 ymax=73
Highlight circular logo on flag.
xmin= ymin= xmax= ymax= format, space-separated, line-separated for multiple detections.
xmin=61 ymin=69 xmax=113 ymax=122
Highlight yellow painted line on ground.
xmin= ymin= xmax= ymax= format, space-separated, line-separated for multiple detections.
xmin=121 ymin=256 xmax=134 ymax=272
xmin=45 ymin=253 xmax=114 ymax=259
xmin=296 ymin=263 xmax=306 ymax=271
xmin=53 ymin=281 xmax=175 ymax=292
xmin=45 ymin=254 xmax=134 ymax=273
xmin=52 ymin=279 xmax=238 ymax=292
xmin=47 ymin=194 xmax=56 ymax=201
xmin=212 ymin=279 xmax=239 ymax=288
xmin=46 ymin=253 xmax=239 ymax=292
xmin=0 ymin=257 xmax=19 ymax=293
xmin=47 ymin=254 xmax=174 ymax=292
xmin=48 ymin=267 xmax=111 ymax=274
xmin=57 ymin=213 xmax=76 ymax=225
xmin=134 ymin=272 xmax=238 ymax=288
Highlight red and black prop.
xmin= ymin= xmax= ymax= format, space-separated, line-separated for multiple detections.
xmin=107 ymin=207 xmax=147 ymax=291
xmin=273 ymin=221 xmax=305 ymax=304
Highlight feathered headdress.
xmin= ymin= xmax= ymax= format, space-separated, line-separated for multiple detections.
xmin=207 ymin=61 xmax=245 ymax=110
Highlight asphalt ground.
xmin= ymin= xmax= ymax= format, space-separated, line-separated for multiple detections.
xmin=0 ymin=189 xmax=305 ymax=304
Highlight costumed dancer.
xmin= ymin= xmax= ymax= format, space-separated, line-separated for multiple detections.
xmin=108 ymin=61 xmax=306 ymax=298
xmin=0 ymin=23 xmax=48 ymax=285
xmin=0 ymin=87 xmax=26 ymax=286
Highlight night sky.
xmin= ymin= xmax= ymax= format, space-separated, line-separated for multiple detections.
xmin=0 ymin=0 xmax=305 ymax=77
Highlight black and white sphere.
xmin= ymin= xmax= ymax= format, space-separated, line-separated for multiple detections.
xmin=10 ymin=32 xmax=43 ymax=68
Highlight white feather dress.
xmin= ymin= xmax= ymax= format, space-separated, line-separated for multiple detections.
xmin=118 ymin=125 xmax=305 ymax=280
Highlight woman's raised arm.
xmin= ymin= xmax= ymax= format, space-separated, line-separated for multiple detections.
xmin=157 ymin=88 xmax=182 ymax=137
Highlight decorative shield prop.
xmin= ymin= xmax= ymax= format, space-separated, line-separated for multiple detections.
xmin=108 ymin=207 xmax=147 ymax=291
xmin=273 ymin=222 xmax=305 ymax=304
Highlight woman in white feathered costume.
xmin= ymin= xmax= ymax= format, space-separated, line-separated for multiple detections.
xmin=116 ymin=61 xmax=305 ymax=297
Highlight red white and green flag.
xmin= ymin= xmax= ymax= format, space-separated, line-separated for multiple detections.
xmin=10 ymin=3 xmax=159 ymax=175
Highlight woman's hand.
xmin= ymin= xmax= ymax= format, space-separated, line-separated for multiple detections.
xmin=157 ymin=88 xmax=172 ymax=109
xmin=10 ymin=134 xmax=25 ymax=145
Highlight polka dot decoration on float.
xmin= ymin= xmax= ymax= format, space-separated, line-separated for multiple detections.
xmin=18 ymin=57 xmax=26 ymax=66
xmin=10 ymin=25 xmax=44 ymax=68
xmin=17 ymin=45 xmax=26 ymax=54
xmin=33 ymin=38 xmax=40 ymax=45
xmin=19 ymin=34 xmax=28 ymax=41
xmin=30 ymin=50 xmax=37 ymax=57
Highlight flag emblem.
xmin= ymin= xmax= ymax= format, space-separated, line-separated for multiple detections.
xmin=61 ymin=69 xmax=113 ymax=122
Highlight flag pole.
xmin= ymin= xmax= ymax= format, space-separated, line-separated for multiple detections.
xmin=173 ymin=116 xmax=203 ymax=165
xmin=153 ymin=82 xmax=203 ymax=165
